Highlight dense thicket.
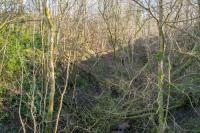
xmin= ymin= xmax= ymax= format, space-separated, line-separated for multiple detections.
xmin=1 ymin=0 xmax=200 ymax=133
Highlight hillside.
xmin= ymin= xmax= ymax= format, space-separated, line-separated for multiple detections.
xmin=1 ymin=0 xmax=200 ymax=133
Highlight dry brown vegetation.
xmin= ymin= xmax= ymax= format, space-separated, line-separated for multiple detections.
xmin=1 ymin=0 xmax=200 ymax=133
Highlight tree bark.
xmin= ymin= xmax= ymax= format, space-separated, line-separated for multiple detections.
xmin=43 ymin=1 xmax=56 ymax=132
xmin=157 ymin=0 xmax=165 ymax=132
xmin=198 ymin=0 xmax=200 ymax=28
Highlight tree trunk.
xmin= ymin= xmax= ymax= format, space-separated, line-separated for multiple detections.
xmin=198 ymin=0 xmax=200 ymax=28
xmin=157 ymin=0 xmax=165 ymax=132
xmin=43 ymin=1 xmax=56 ymax=132
xmin=184 ymin=0 xmax=190 ymax=26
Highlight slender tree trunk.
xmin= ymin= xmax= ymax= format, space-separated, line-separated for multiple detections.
xmin=157 ymin=0 xmax=165 ymax=132
xmin=198 ymin=0 xmax=200 ymax=16
xmin=184 ymin=0 xmax=190 ymax=26
xmin=198 ymin=0 xmax=200 ymax=28
xmin=43 ymin=1 xmax=56 ymax=132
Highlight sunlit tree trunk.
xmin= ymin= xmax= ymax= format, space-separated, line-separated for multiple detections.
xmin=157 ymin=0 xmax=165 ymax=132
xmin=43 ymin=1 xmax=56 ymax=132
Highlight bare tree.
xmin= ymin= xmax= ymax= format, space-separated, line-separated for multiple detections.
xmin=157 ymin=0 xmax=165 ymax=132
xmin=43 ymin=1 xmax=56 ymax=132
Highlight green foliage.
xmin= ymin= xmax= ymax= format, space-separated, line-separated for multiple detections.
xmin=0 ymin=25 xmax=43 ymax=131
xmin=0 ymin=87 xmax=5 ymax=95
xmin=0 ymin=27 xmax=27 ymax=80
xmin=155 ymin=51 xmax=165 ymax=61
